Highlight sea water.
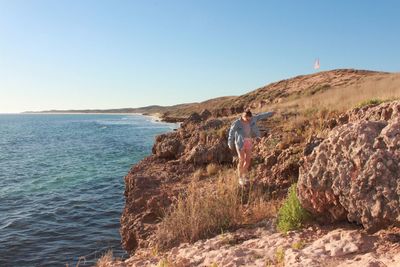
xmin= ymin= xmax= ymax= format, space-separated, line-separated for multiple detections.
xmin=0 ymin=114 xmax=176 ymax=267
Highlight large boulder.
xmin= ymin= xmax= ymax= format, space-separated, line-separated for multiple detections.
xmin=181 ymin=112 xmax=203 ymax=128
xmin=152 ymin=132 xmax=183 ymax=159
xmin=199 ymin=118 xmax=224 ymax=131
xmin=298 ymin=101 xmax=400 ymax=232
xmin=200 ymin=109 xmax=212 ymax=121
xmin=185 ymin=142 xmax=232 ymax=165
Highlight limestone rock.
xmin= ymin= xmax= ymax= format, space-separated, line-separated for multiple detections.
xmin=298 ymin=101 xmax=400 ymax=232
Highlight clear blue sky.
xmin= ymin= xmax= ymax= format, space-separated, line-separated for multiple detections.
xmin=1 ymin=0 xmax=399 ymax=113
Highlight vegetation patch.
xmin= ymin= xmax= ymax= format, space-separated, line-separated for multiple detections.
xmin=291 ymin=240 xmax=306 ymax=250
xmin=277 ymin=183 xmax=311 ymax=233
xmin=156 ymin=172 xmax=241 ymax=249
xmin=356 ymin=98 xmax=384 ymax=108
xmin=275 ymin=246 xmax=285 ymax=266
xmin=206 ymin=163 xmax=220 ymax=176
xmin=306 ymin=84 xmax=331 ymax=96
xmin=95 ymin=250 xmax=113 ymax=267
xmin=156 ymin=169 xmax=281 ymax=250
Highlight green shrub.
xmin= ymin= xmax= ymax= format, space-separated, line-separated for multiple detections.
xmin=356 ymin=98 xmax=383 ymax=108
xmin=277 ymin=183 xmax=311 ymax=233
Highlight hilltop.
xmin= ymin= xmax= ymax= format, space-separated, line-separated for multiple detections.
xmin=25 ymin=69 xmax=399 ymax=122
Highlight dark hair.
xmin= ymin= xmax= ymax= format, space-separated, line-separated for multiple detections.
xmin=244 ymin=109 xmax=252 ymax=117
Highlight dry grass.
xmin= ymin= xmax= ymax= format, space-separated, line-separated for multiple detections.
xmin=253 ymin=73 xmax=400 ymax=141
xmin=206 ymin=163 xmax=220 ymax=176
xmin=192 ymin=169 xmax=205 ymax=181
xmin=275 ymin=247 xmax=285 ymax=266
xmin=95 ymin=250 xmax=114 ymax=267
xmin=156 ymin=169 xmax=281 ymax=250
xmin=243 ymin=198 xmax=282 ymax=225
xmin=276 ymin=73 xmax=400 ymax=114
xmin=156 ymin=170 xmax=241 ymax=249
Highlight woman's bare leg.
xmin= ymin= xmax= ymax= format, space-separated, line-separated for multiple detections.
xmin=237 ymin=148 xmax=246 ymax=178
xmin=242 ymin=148 xmax=252 ymax=177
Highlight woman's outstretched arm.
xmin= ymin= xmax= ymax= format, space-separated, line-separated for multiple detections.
xmin=255 ymin=111 xmax=275 ymax=121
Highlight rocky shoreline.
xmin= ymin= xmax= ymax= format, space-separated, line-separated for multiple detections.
xmin=97 ymin=70 xmax=400 ymax=267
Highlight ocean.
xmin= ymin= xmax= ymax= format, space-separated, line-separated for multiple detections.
xmin=0 ymin=114 xmax=176 ymax=267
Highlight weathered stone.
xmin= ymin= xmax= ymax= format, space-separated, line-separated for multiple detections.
xmin=303 ymin=136 xmax=324 ymax=156
xmin=200 ymin=109 xmax=212 ymax=121
xmin=199 ymin=119 xmax=223 ymax=131
xmin=152 ymin=132 xmax=182 ymax=159
xmin=298 ymin=101 xmax=400 ymax=232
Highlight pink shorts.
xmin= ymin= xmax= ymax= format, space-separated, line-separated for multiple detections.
xmin=243 ymin=138 xmax=252 ymax=151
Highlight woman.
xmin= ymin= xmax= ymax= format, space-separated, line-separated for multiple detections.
xmin=228 ymin=109 xmax=274 ymax=185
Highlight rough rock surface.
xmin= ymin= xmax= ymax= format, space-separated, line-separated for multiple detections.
xmin=250 ymin=133 xmax=303 ymax=197
xmin=121 ymin=115 xmax=234 ymax=253
xmin=199 ymin=109 xmax=212 ymax=121
xmin=120 ymin=156 xmax=195 ymax=253
xmin=120 ymin=111 xmax=284 ymax=254
xmin=298 ymin=101 xmax=400 ymax=232
xmin=108 ymin=223 xmax=400 ymax=267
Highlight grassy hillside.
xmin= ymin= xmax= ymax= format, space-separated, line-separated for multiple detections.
xmin=27 ymin=69 xmax=400 ymax=122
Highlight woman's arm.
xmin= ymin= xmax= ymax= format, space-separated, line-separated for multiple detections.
xmin=255 ymin=111 xmax=275 ymax=121
xmin=252 ymin=111 xmax=274 ymax=138
xmin=228 ymin=120 xmax=238 ymax=149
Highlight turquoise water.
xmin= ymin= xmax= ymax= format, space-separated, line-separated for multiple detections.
xmin=0 ymin=114 xmax=176 ymax=267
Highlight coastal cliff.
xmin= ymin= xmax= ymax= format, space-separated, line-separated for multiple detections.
xmin=108 ymin=70 xmax=400 ymax=266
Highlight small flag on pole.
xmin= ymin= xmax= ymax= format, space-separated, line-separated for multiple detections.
xmin=314 ymin=58 xmax=320 ymax=70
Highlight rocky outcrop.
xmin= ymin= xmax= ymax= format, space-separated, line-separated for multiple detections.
xmin=152 ymin=132 xmax=183 ymax=159
xmin=121 ymin=115 xmax=235 ymax=253
xmin=180 ymin=112 xmax=203 ymax=128
xmin=245 ymin=129 xmax=306 ymax=198
xmin=303 ymin=136 xmax=324 ymax=156
xmin=199 ymin=109 xmax=212 ymax=121
xmin=212 ymin=106 xmax=245 ymax=118
xmin=120 ymin=110 xmax=289 ymax=254
xmin=298 ymin=101 xmax=400 ymax=232
xmin=253 ymin=144 xmax=301 ymax=197
xmin=112 ymin=223 xmax=400 ymax=267
xmin=119 ymin=71 xmax=400 ymax=260
xmin=120 ymin=156 xmax=195 ymax=253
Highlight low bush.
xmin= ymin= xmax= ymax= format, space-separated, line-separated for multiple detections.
xmin=277 ymin=183 xmax=311 ymax=233
xmin=356 ymin=98 xmax=383 ymax=108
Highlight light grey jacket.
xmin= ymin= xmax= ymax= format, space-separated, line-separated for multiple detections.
xmin=228 ymin=112 xmax=274 ymax=150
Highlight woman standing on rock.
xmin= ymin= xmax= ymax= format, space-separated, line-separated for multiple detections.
xmin=228 ymin=109 xmax=274 ymax=185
